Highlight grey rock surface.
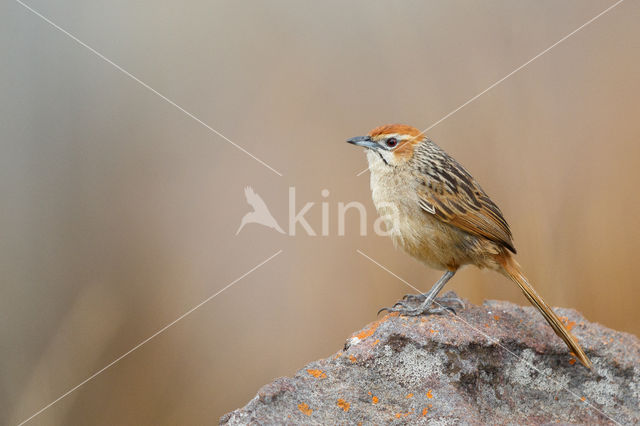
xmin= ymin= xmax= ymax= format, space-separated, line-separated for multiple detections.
xmin=221 ymin=292 xmax=640 ymax=425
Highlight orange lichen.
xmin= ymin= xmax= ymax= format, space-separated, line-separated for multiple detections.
xmin=349 ymin=355 xmax=357 ymax=363
xmin=426 ymin=390 xmax=433 ymax=399
xmin=306 ymin=369 xmax=327 ymax=379
xmin=372 ymin=339 xmax=380 ymax=346
xmin=372 ymin=395 xmax=379 ymax=404
xmin=581 ymin=396 xmax=586 ymax=402
xmin=353 ymin=312 xmax=398 ymax=341
xmin=334 ymin=352 xmax=342 ymax=359
xmin=406 ymin=393 xmax=414 ymax=399
xmin=337 ymin=399 xmax=350 ymax=412
xmin=429 ymin=328 xmax=438 ymax=334
xmin=395 ymin=409 xmax=414 ymax=418
xmin=493 ymin=315 xmax=500 ymax=321
xmin=298 ymin=403 xmax=312 ymax=416
xmin=569 ymin=359 xmax=576 ymax=365
xmin=422 ymin=407 xmax=428 ymax=416
xmin=352 ymin=324 xmax=371 ymax=339
xmin=560 ymin=316 xmax=576 ymax=331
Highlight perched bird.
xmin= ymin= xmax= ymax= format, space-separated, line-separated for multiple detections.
xmin=236 ymin=186 xmax=285 ymax=235
xmin=347 ymin=124 xmax=591 ymax=368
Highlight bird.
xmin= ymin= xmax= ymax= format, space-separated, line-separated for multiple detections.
xmin=236 ymin=186 xmax=285 ymax=235
xmin=347 ymin=124 xmax=591 ymax=368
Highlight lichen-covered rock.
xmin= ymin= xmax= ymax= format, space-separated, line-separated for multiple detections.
xmin=220 ymin=292 xmax=640 ymax=425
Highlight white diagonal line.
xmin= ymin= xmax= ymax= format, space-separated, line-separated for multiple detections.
xmin=17 ymin=249 xmax=283 ymax=426
xmin=356 ymin=0 xmax=625 ymax=177
xmin=14 ymin=0 xmax=283 ymax=177
xmin=418 ymin=0 xmax=625 ymax=135
xmin=356 ymin=249 xmax=621 ymax=425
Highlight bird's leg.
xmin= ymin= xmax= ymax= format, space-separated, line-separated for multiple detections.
xmin=400 ymin=293 xmax=464 ymax=309
xmin=400 ymin=270 xmax=457 ymax=307
xmin=379 ymin=270 xmax=463 ymax=316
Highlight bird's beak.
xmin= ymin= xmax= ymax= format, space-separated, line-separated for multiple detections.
xmin=347 ymin=135 xmax=378 ymax=149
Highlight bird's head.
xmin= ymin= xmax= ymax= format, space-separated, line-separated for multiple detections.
xmin=347 ymin=124 xmax=425 ymax=166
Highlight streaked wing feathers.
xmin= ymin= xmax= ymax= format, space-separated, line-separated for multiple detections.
xmin=415 ymin=163 xmax=516 ymax=253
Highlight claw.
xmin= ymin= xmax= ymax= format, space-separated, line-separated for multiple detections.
xmin=378 ymin=295 xmax=464 ymax=317
xmin=402 ymin=293 xmax=427 ymax=302
xmin=377 ymin=305 xmax=420 ymax=316
xmin=433 ymin=305 xmax=457 ymax=315
xmin=377 ymin=306 xmax=391 ymax=316
xmin=434 ymin=296 xmax=465 ymax=310
xmin=377 ymin=304 xmax=453 ymax=317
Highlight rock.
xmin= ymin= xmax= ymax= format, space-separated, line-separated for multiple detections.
xmin=220 ymin=292 xmax=640 ymax=425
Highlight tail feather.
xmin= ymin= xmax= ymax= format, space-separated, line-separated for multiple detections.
xmin=499 ymin=255 xmax=591 ymax=369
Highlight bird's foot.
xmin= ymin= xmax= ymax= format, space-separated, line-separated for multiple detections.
xmin=378 ymin=294 xmax=465 ymax=317
xmin=401 ymin=292 xmax=429 ymax=303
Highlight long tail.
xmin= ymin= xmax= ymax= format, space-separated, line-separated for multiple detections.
xmin=499 ymin=255 xmax=591 ymax=368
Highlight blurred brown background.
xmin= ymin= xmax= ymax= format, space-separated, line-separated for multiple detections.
xmin=2 ymin=0 xmax=639 ymax=424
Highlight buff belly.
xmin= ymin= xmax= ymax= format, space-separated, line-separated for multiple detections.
xmin=367 ymin=151 xmax=484 ymax=270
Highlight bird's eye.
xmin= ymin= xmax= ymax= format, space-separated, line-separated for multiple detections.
xmin=386 ymin=138 xmax=398 ymax=148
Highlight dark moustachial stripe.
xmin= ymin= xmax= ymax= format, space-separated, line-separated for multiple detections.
xmin=377 ymin=151 xmax=389 ymax=166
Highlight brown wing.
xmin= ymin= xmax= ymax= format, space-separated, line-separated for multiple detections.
xmin=414 ymin=155 xmax=516 ymax=253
